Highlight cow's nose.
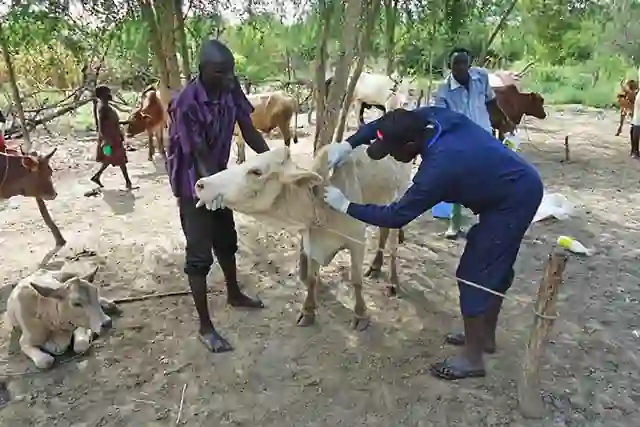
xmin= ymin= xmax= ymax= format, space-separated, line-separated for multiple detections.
xmin=101 ymin=317 xmax=113 ymax=330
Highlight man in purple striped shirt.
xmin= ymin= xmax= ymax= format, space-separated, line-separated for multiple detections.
xmin=167 ymin=39 xmax=270 ymax=353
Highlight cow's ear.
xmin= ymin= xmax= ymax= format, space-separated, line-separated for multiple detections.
xmin=280 ymin=166 xmax=323 ymax=187
xmin=81 ymin=266 xmax=99 ymax=283
xmin=21 ymin=156 xmax=38 ymax=171
xmin=29 ymin=281 xmax=69 ymax=300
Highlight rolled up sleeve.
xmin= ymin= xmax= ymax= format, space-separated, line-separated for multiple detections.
xmin=481 ymin=70 xmax=496 ymax=103
xmin=434 ymin=84 xmax=449 ymax=109
xmin=346 ymin=163 xmax=450 ymax=229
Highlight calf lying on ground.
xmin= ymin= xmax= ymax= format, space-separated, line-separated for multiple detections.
xmin=491 ymin=85 xmax=547 ymax=140
xmin=4 ymin=267 xmax=114 ymax=369
xmin=195 ymin=145 xmax=412 ymax=330
xmin=125 ymin=86 xmax=168 ymax=162
xmin=235 ymin=91 xmax=298 ymax=164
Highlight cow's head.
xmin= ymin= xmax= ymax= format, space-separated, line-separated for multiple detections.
xmin=29 ymin=267 xmax=112 ymax=335
xmin=125 ymin=110 xmax=151 ymax=137
xmin=195 ymin=147 xmax=323 ymax=225
xmin=524 ymin=92 xmax=547 ymax=120
xmin=5 ymin=148 xmax=58 ymax=199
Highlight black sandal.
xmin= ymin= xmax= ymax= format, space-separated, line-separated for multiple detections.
xmin=198 ymin=331 xmax=233 ymax=353
xmin=430 ymin=360 xmax=486 ymax=381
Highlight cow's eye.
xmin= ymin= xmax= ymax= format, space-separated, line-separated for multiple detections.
xmin=248 ymin=168 xmax=262 ymax=177
xmin=71 ymin=301 xmax=82 ymax=308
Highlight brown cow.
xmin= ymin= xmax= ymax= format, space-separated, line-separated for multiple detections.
xmin=491 ymin=85 xmax=546 ymax=140
xmin=235 ymin=91 xmax=298 ymax=164
xmin=0 ymin=147 xmax=66 ymax=266
xmin=616 ymin=79 xmax=638 ymax=136
xmin=125 ymin=86 xmax=167 ymax=162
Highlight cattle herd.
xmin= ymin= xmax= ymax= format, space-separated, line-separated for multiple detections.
xmin=0 ymin=65 xmax=635 ymax=371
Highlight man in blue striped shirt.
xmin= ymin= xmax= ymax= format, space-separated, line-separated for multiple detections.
xmin=434 ymin=48 xmax=514 ymax=240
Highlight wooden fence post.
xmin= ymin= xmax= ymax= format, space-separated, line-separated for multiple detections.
xmin=518 ymin=249 xmax=569 ymax=419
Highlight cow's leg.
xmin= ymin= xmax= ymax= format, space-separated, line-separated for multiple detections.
xmin=365 ymin=227 xmax=389 ymax=279
xmin=297 ymin=258 xmax=320 ymax=327
xmin=72 ymin=327 xmax=93 ymax=354
xmin=41 ymin=330 xmax=73 ymax=356
xmin=616 ymin=111 xmax=624 ymax=136
xmin=399 ymin=228 xmax=405 ymax=244
xmin=350 ymin=244 xmax=369 ymax=331
xmin=236 ymin=138 xmax=246 ymax=164
xmin=280 ymin=121 xmax=292 ymax=148
xmin=19 ymin=334 xmax=54 ymax=369
xmin=147 ymin=130 xmax=154 ymax=161
xmin=36 ymin=198 xmax=66 ymax=267
xmin=387 ymin=228 xmax=401 ymax=296
xmin=157 ymin=129 xmax=167 ymax=160
xmin=357 ymin=101 xmax=366 ymax=126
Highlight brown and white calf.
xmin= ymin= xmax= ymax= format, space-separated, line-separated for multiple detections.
xmin=4 ymin=267 xmax=115 ymax=369
xmin=125 ymin=86 xmax=168 ymax=161
xmin=235 ymin=91 xmax=298 ymax=164
xmin=491 ymin=85 xmax=547 ymax=140
xmin=195 ymin=145 xmax=412 ymax=330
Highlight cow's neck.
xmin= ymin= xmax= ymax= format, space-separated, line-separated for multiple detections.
xmin=272 ymin=183 xmax=327 ymax=229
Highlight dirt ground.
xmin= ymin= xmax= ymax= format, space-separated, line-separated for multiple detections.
xmin=1 ymin=106 xmax=639 ymax=426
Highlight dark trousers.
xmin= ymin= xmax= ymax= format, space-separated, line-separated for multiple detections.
xmin=630 ymin=125 xmax=640 ymax=156
xmin=456 ymin=174 xmax=543 ymax=317
xmin=178 ymin=197 xmax=238 ymax=277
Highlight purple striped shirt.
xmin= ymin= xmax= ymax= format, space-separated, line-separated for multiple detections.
xmin=167 ymin=77 xmax=254 ymax=199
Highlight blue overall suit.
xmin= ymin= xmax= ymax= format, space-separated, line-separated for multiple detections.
xmin=344 ymin=107 xmax=544 ymax=316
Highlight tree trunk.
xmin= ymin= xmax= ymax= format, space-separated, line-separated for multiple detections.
xmin=334 ymin=0 xmax=380 ymax=142
xmin=314 ymin=0 xmax=365 ymax=153
xmin=384 ymin=0 xmax=398 ymax=75
xmin=313 ymin=0 xmax=334 ymax=148
xmin=479 ymin=0 xmax=519 ymax=67
xmin=174 ymin=0 xmax=191 ymax=82
xmin=0 ymin=22 xmax=32 ymax=151
xmin=139 ymin=0 xmax=170 ymax=86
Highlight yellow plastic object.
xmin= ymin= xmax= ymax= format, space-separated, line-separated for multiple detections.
xmin=557 ymin=235 xmax=592 ymax=255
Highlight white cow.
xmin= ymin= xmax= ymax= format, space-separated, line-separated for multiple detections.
xmin=195 ymin=145 xmax=413 ymax=330
xmin=323 ymin=73 xmax=412 ymax=126
xmin=4 ymin=267 xmax=115 ymax=369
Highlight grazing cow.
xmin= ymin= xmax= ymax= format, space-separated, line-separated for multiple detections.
xmin=491 ymin=85 xmax=547 ymax=140
xmin=325 ymin=73 xmax=411 ymax=126
xmin=4 ymin=267 xmax=114 ymax=369
xmin=616 ymin=79 xmax=638 ymax=136
xmin=0 ymin=148 xmax=66 ymax=266
xmin=235 ymin=91 xmax=298 ymax=164
xmin=195 ymin=145 xmax=413 ymax=330
xmin=125 ymin=86 xmax=168 ymax=162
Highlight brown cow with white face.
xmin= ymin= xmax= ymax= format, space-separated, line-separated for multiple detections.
xmin=491 ymin=85 xmax=547 ymax=140
xmin=0 ymin=148 xmax=57 ymax=200
xmin=0 ymin=147 xmax=66 ymax=266
xmin=125 ymin=86 xmax=168 ymax=162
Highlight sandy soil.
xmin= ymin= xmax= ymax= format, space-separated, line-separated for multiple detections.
xmin=1 ymin=107 xmax=639 ymax=426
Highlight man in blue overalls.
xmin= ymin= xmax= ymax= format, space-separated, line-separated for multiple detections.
xmin=323 ymin=107 xmax=543 ymax=380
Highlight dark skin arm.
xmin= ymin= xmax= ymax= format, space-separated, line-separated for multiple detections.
xmin=486 ymin=98 xmax=516 ymax=134
xmin=239 ymin=122 xmax=270 ymax=154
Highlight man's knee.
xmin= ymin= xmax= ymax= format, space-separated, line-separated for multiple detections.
xmin=184 ymin=241 xmax=214 ymax=276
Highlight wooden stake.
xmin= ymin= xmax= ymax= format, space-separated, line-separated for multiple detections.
xmin=564 ymin=135 xmax=570 ymax=162
xmin=518 ymin=249 xmax=569 ymax=419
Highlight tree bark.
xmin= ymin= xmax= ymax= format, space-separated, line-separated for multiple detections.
xmin=518 ymin=250 xmax=569 ymax=419
xmin=334 ymin=0 xmax=380 ymax=142
xmin=0 ymin=22 xmax=32 ymax=151
xmin=479 ymin=0 xmax=519 ymax=67
xmin=313 ymin=0 xmax=334 ymax=148
xmin=174 ymin=0 xmax=191 ymax=81
xmin=314 ymin=0 xmax=365 ymax=153
xmin=384 ymin=0 xmax=399 ymax=75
